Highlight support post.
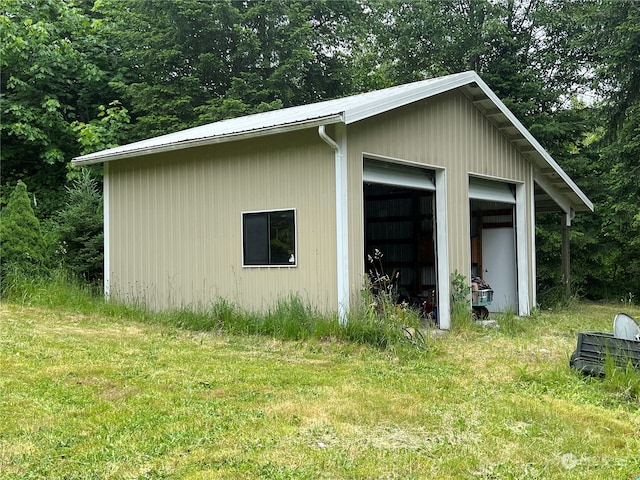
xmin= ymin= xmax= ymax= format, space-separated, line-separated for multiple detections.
xmin=561 ymin=212 xmax=570 ymax=298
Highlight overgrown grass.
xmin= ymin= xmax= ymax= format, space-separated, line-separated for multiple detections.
xmin=603 ymin=354 xmax=640 ymax=402
xmin=495 ymin=307 xmax=527 ymax=336
xmin=537 ymin=283 xmax=584 ymax=311
xmin=1 ymin=272 xmax=429 ymax=352
xmin=2 ymin=285 xmax=639 ymax=479
xmin=1 ymin=268 xmax=102 ymax=310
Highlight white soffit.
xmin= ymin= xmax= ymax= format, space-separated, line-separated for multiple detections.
xmin=462 ymin=77 xmax=593 ymax=213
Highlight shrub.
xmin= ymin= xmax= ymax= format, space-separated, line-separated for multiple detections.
xmin=0 ymin=180 xmax=48 ymax=282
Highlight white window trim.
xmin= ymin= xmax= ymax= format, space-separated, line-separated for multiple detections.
xmin=241 ymin=208 xmax=298 ymax=268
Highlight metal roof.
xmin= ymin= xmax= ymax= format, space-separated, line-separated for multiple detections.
xmin=72 ymin=70 xmax=592 ymax=213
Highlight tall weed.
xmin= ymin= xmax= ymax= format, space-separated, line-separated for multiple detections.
xmin=344 ymin=294 xmax=407 ymax=348
xmin=537 ymin=283 xmax=582 ymax=310
xmin=262 ymin=295 xmax=322 ymax=340
xmin=351 ymin=249 xmax=426 ymax=349
xmin=450 ymin=270 xmax=474 ymax=332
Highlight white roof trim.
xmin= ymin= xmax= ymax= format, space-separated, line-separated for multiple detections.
xmin=73 ymin=114 xmax=343 ymax=165
xmin=469 ymin=75 xmax=593 ymax=212
xmin=73 ymin=71 xmax=477 ymax=166
xmin=72 ymin=70 xmax=592 ymax=212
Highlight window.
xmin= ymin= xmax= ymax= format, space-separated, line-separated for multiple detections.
xmin=242 ymin=209 xmax=296 ymax=266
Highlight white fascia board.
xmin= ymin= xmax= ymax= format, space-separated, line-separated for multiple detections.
xmin=72 ymin=114 xmax=344 ymax=166
xmin=344 ymin=71 xmax=477 ymax=124
xmin=471 ymin=76 xmax=594 ymax=213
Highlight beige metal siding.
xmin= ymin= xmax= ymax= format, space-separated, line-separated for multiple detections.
xmin=108 ymin=129 xmax=338 ymax=312
xmin=347 ymin=90 xmax=534 ymax=303
xmin=108 ymin=89 xmax=538 ymax=315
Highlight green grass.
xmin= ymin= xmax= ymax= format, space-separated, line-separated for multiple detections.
xmin=1 ymin=283 xmax=640 ymax=478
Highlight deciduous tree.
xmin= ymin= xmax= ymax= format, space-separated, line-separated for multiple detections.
xmin=0 ymin=0 xmax=125 ymax=217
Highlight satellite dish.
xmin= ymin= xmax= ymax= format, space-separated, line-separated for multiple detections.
xmin=613 ymin=313 xmax=640 ymax=341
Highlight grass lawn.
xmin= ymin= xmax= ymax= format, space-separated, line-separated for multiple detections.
xmin=1 ymin=300 xmax=639 ymax=479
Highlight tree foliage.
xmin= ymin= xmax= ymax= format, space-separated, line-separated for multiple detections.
xmin=0 ymin=0 xmax=127 ymax=217
xmin=581 ymin=0 xmax=640 ymax=298
xmin=1 ymin=0 xmax=639 ymax=299
xmin=99 ymin=0 xmax=363 ymax=139
xmin=54 ymin=169 xmax=104 ymax=283
xmin=0 ymin=181 xmax=47 ymax=279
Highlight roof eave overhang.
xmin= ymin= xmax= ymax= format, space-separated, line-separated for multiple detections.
xmin=72 ymin=71 xmax=593 ymax=215
xmin=462 ymin=75 xmax=593 ymax=214
xmin=72 ymin=114 xmax=344 ymax=166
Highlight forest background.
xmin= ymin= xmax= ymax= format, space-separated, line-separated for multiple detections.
xmin=1 ymin=0 xmax=638 ymax=306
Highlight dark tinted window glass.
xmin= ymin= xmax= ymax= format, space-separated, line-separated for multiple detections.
xmin=243 ymin=210 xmax=295 ymax=266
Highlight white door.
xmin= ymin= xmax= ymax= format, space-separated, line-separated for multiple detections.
xmin=481 ymin=227 xmax=517 ymax=313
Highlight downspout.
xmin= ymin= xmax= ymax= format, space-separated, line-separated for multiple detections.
xmin=319 ymin=125 xmax=349 ymax=325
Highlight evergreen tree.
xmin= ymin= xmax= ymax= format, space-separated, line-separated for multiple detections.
xmin=55 ymin=169 xmax=104 ymax=283
xmin=0 ymin=180 xmax=47 ymax=278
xmin=582 ymin=0 xmax=640 ymax=298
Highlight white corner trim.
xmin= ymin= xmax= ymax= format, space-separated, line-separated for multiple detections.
xmin=103 ymin=163 xmax=110 ymax=300
xmin=515 ymin=183 xmax=530 ymax=315
xmin=529 ymin=180 xmax=537 ymax=309
xmin=435 ymin=169 xmax=451 ymax=330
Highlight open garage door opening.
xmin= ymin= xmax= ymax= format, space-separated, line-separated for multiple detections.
xmin=469 ymin=178 xmax=519 ymax=314
xmin=363 ymin=160 xmax=438 ymax=319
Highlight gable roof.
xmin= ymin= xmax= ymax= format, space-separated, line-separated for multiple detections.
xmin=73 ymin=70 xmax=592 ymax=213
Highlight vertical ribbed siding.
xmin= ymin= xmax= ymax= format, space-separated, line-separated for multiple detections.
xmin=108 ymin=129 xmax=337 ymax=312
xmin=108 ymin=89 xmax=535 ymax=314
xmin=347 ymin=90 xmax=533 ymax=302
